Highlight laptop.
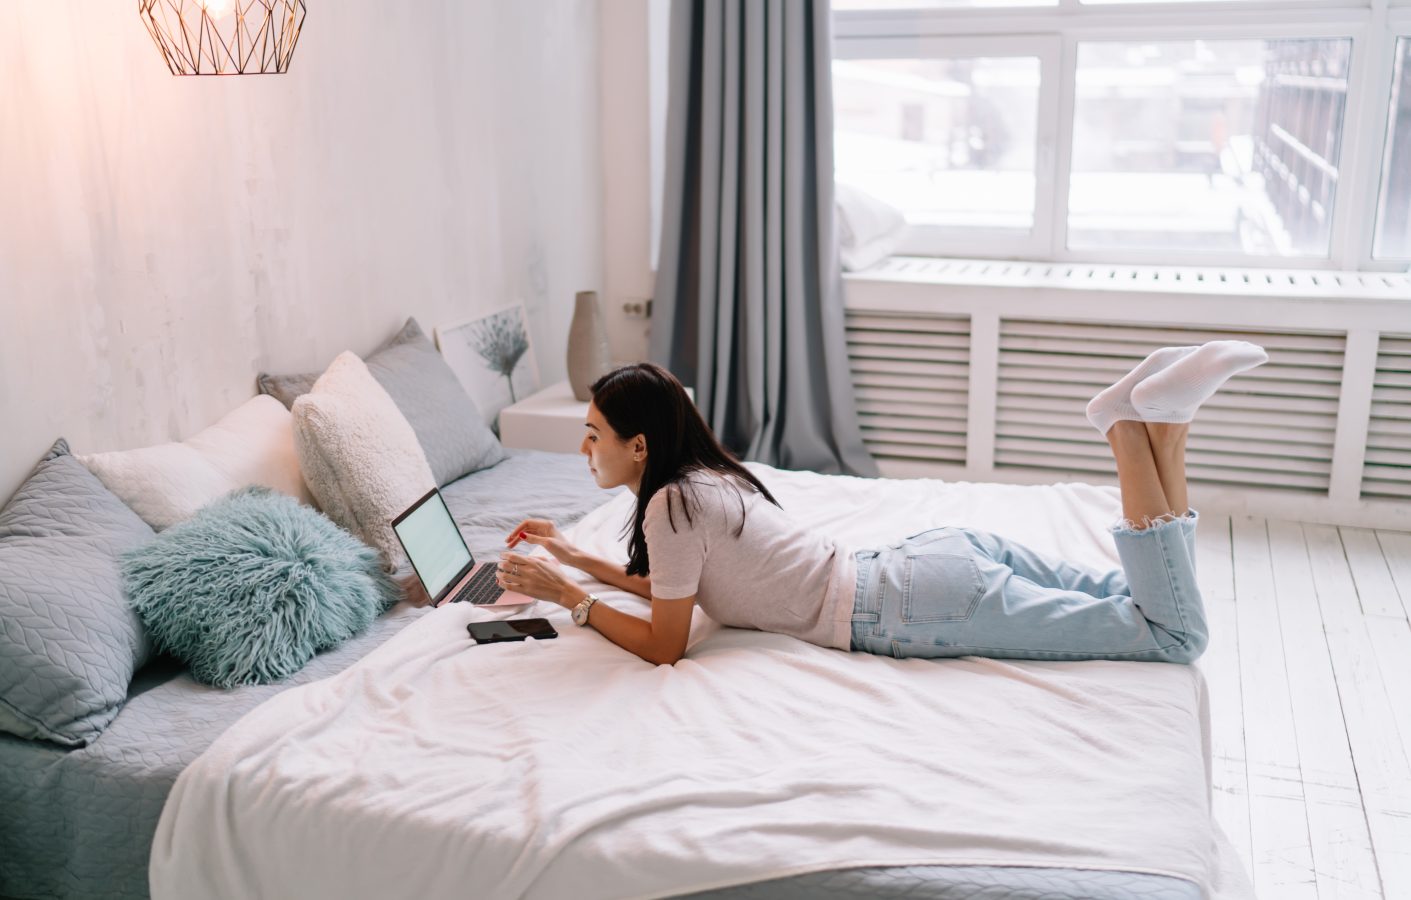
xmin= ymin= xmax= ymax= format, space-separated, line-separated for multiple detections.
xmin=391 ymin=488 xmax=536 ymax=609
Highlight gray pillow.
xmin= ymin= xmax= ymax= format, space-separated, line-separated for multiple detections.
xmin=256 ymin=371 xmax=318 ymax=409
xmin=0 ymin=439 xmax=156 ymax=747
xmin=257 ymin=318 xmax=506 ymax=485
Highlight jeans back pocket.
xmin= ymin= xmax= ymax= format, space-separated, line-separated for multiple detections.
xmin=901 ymin=533 xmax=984 ymax=624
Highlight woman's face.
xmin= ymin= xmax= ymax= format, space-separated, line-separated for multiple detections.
xmin=581 ymin=401 xmax=647 ymax=494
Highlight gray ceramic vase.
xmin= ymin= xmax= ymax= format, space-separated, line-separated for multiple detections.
xmin=566 ymin=290 xmax=611 ymax=402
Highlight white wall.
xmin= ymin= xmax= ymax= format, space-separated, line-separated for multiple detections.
xmin=0 ymin=1 xmax=604 ymax=502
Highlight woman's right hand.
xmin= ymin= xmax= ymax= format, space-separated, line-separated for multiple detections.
xmin=505 ymin=519 xmax=581 ymax=567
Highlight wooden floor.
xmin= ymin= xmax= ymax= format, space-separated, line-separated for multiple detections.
xmin=1194 ymin=515 xmax=1411 ymax=900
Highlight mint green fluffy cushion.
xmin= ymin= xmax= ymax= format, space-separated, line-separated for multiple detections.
xmin=121 ymin=486 xmax=398 ymax=688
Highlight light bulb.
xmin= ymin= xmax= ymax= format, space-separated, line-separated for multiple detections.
xmin=200 ymin=0 xmax=234 ymax=19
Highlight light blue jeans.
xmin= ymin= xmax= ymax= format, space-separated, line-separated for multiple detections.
xmin=849 ymin=510 xmax=1208 ymax=664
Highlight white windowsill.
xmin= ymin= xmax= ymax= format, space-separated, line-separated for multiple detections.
xmin=844 ymin=256 xmax=1411 ymax=303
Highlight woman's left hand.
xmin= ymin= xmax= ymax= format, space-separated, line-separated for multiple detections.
xmin=497 ymin=552 xmax=576 ymax=608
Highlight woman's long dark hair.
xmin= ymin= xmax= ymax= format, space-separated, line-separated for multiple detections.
xmin=590 ymin=363 xmax=780 ymax=578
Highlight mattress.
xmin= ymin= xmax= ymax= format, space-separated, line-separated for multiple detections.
xmin=1 ymin=452 xmax=1231 ymax=900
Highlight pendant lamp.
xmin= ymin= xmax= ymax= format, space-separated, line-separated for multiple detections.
xmin=139 ymin=0 xmax=307 ymax=76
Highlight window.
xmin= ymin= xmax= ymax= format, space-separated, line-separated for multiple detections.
xmin=1374 ymin=35 xmax=1411 ymax=259
xmin=834 ymin=50 xmax=1046 ymax=243
xmin=833 ymin=37 xmax=1058 ymax=258
xmin=835 ymin=0 xmax=1056 ymax=9
xmin=833 ymin=2 xmax=1411 ymax=270
xmin=1070 ymin=38 xmax=1350 ymax=258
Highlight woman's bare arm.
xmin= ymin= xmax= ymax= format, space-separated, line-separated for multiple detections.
xmin=570 ymin=551 xmax=653 ymax=599
xmin=569 ymin=592 xmax=695 ymax=665
xmin=502 ymin=519 xmax=694 ymax=665
xmin=506 ymin=519 xmax=651 ymax=599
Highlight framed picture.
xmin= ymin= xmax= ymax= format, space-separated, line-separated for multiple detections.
xmin=435 ymin=304 xmax=540 ymax=435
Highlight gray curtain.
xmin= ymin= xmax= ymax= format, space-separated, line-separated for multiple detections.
xmin=650 ymin=0 xmax=878 ymax=477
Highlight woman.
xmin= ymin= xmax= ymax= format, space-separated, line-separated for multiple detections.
xmin=496 ymin=341 xmax=1268 ymax=667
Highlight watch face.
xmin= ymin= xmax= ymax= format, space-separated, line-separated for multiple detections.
xmin=574 ymin=596 xmax=595 ymax=624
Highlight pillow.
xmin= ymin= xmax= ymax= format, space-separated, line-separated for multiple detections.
xmin=291 ymin=351 xmax=437 ymax=570
xmin=0 ymin=439 xmax=156 ymax=747
xmin=257 ymin=372 xmax=318 ymax=410
xmin=122 ymin=486 xmax=398 ymax=688
xmin=78 ymin=394 xmax=316 ymax=532
xmin=835 ymin=182 xmax=908 ymax=272
xmin=259 ymin=317 xmax=506 ymax=485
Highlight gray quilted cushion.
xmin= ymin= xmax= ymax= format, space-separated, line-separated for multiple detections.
xmin=256 ymin=371 xmax=318 ymax=408
xmin=257 ymin=317 xmax=506 ymax=485
xmin=0 ymin=439 xmax=156 ymax=747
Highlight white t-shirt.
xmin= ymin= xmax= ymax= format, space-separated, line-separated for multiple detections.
xmin=642 ymin=470 xmax=857 ymax=651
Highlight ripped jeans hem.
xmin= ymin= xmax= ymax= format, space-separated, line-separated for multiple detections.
xmin=1111 ymin=508 xmax=1198 ymax=536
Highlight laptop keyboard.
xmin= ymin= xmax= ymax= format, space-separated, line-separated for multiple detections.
xmin=448 ymin=565 xmax=506 ymax=606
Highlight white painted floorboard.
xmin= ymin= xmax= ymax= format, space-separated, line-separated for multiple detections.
xmin=1195 ymin=516 xmax=1411 ymax=900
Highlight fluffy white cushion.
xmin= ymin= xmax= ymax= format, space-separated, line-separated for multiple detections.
xmin=79 ymin=395 xmax=315 ymax=532
xmin=836 ymin=182 xmax=909 ymax=272
xmin=291 ymin=352 xmax=435 ymax=570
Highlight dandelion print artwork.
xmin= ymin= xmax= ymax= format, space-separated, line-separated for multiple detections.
xmin=435 ymin=305 xmax=540 ymax=436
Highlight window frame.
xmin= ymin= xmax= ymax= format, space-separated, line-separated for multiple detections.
xmin=834 ymin=0 xmax=1410 ymax=271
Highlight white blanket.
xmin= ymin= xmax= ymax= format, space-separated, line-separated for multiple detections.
xmin=149 ymin=464 xmax=1253 ymax=900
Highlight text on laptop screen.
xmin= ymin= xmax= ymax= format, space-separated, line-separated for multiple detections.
xmin=394 ymin=493 xmax=473 ymax=599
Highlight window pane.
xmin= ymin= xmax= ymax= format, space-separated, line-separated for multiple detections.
xmin=833 ymin=57 xmax=1041 ymax=233
xmin=1082 ymin=0 xmax=1262 ymax=5
xmin=1068 ymin=38 xmax=1352 ymax=258
xmin=1374 ymin=37 xmax=1411 ymax=259
xmin=834 ymin=0 xmax=1054 ymax=10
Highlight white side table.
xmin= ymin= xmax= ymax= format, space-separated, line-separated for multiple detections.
xmin=498 ymin=380 xmax=695 ymax=453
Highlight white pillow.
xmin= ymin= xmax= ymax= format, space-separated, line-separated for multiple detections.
xmin=79 ymin=394 xmax=316 ymax=532
xmin=835 ymin=182 xmax=908 ymax=272
xmin=291 ymin=352 xmax=436 ymax=570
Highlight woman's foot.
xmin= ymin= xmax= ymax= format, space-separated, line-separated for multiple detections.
xmin=1129 ymin=340 xmax=1269 ymax=424
xmin=1086 ymin=346 xmax=1199 ymax=437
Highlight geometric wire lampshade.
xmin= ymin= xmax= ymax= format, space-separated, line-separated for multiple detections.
xmin=138 ymin=0 xmax=307 ymax=76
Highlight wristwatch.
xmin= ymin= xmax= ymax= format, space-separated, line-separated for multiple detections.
xmin=571 ymin=593 xmax=600 ymax=627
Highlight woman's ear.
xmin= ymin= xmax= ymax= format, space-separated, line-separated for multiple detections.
xmin=632 ymin=436 xmax=647 ymax=462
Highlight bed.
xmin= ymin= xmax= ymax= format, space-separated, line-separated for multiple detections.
xmin=0 ymin=451 xmax=1252 ymax=900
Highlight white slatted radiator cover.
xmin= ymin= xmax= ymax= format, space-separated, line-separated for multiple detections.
xmin=994 ymin=321 xmax=1344 ymax=492
xmin=845 ymin=312 xmax=969 ymax=466
xmin=1361 ymin=334 xmax=1411 ymax=500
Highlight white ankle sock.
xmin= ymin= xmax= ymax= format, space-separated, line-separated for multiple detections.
xmin=1129 ymin=340 xmax=1269 ymax=424
xmin=1085 ymin=346 xmax=1199 ymax=436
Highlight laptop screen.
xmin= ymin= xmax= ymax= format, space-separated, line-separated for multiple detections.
xmin=393 ymin=491 xmax=473 ymax=600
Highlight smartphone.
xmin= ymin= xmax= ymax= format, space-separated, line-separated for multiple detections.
xmin=466 ymin=617 xmax=559 ymax=644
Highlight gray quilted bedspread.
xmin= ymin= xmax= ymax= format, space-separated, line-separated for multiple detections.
xmin=682 ymin=864 xmax=1199 ymax=899
xmin=0 ymin=449 xmax=1199 ymax=900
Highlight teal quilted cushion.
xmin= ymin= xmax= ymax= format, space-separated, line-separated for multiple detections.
xmin=0 ymin=439 xmax=156 ymax=747
xmin=122 ymin=486 xmax=399 ymax=688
